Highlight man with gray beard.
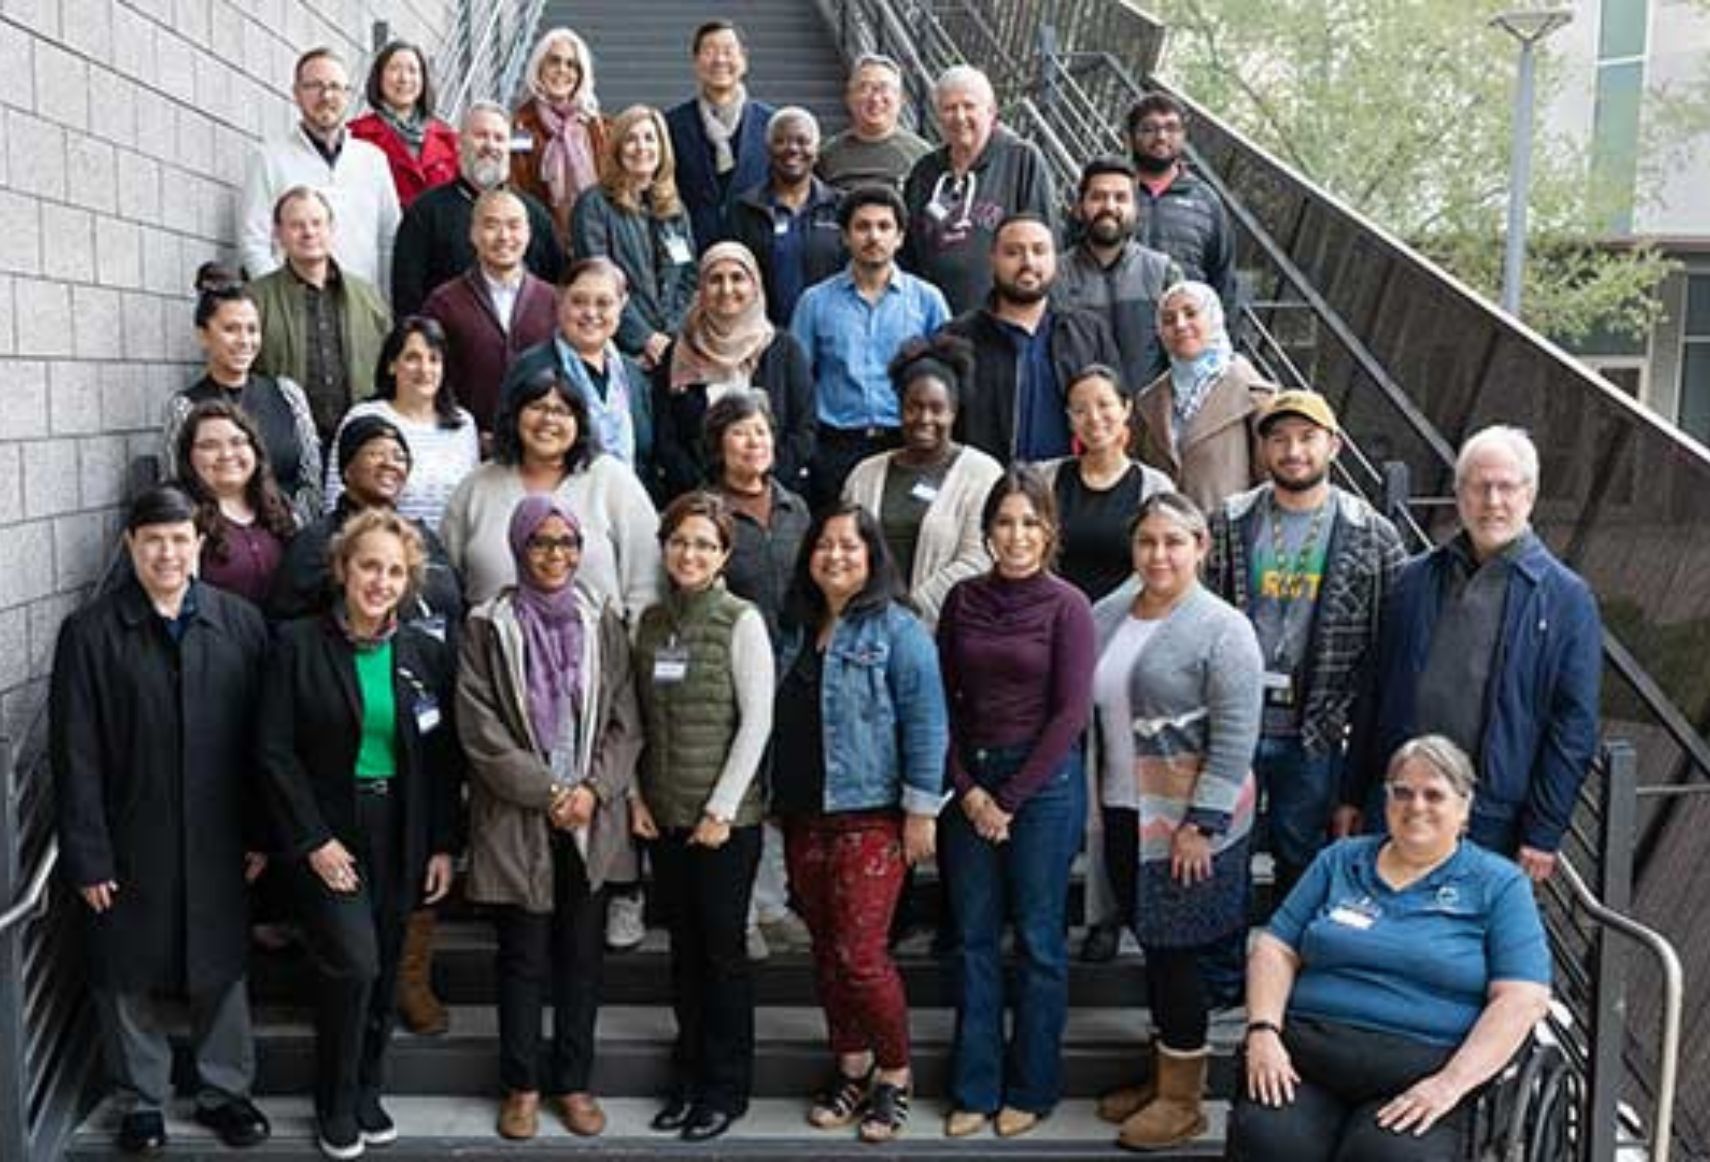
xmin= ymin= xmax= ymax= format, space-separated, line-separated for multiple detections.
xmin=392 ymin=101 xmax=565 ymax=315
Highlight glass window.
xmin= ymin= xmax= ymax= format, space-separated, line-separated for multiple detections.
xmin=1591 ymin=60 xmax=1644 ymax=233
xmin=1598 ymin=0 xmax=1649 ymax=60
xmin=1681 ymin=343 xmax=1710 ymax=444
xmin=1685 ymin=274 xmax=1710 ymax=338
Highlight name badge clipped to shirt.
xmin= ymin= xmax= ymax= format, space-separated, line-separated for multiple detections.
xmin=413 ymin=691 xmax=443 ymax=735
xmin=772 ymin=208 xmax=792 ymax=236
xmin=664 ymin=233 xmax=694 ymax=266
xmin=415 ymin=614 xmax=448 ymax=644
xmin=653 ymin=641 xmax=691 ymax=686
xmin=909 ymin=479 xmax=940 ymax=503
xmin=1262 ymin=670 xmax=1296 ymax=707
xmin=1327 ymin=895 xmax=1381 ymax=931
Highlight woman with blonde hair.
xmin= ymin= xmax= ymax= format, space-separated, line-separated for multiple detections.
xmin=570 ymin=105 xmax=698 ymax=370
xmin=511 ymin=28 xmax=607 ymax=244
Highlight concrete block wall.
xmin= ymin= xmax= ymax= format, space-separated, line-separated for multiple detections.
xmin=0 ymin=0 xmax=458 ymax=743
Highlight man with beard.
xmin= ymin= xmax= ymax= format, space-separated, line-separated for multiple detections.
xmin=241 ymin=48 xmax=400 ymax=292
xmin=942 ymin=214 xmax=1119 ymax=462
xmin=1056 ymin=158 xmax=1180 ymax=396
xmin=392 ymin=101 xmax=565 ymax=316
xmin=792 ymin=184 xmax=950 ymax=505
xmin=1203 ymin=392 xmax=1405 ymax=899
xmin=902 ymin=66 xmax=1056 ymax=315
xmin=1124 ymin=94 xmax=1237 ymax=314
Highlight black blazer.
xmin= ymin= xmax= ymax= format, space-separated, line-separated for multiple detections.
xmin=259 ymin=615 xmax=463 ymax=911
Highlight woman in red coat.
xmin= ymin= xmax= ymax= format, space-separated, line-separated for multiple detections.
xmin=349 ymin=40 xmax=460 ymax=209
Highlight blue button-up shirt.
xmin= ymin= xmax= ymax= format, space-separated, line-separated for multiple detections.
xmin=790 ymin=266 xmax=950 ymax=429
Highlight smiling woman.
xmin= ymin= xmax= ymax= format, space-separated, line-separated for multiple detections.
xmin=172 ymin=400 xmax=299 ymax=607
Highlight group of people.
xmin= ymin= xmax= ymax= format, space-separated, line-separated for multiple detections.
xmin=51 ymin=17 xmax=1606 ymax=1162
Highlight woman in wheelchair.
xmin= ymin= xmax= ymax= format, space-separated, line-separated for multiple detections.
xmin=1226 ymin=735 xmax=1552 ymax=1161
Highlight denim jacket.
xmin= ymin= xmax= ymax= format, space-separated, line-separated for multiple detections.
xmin=776 ymin=602 xmax=949 ymax=816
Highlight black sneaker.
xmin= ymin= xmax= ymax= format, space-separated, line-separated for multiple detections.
xmin=357 ymin=1093 xmax=397 ymax=1146
xmin=1080 ymin=923 xmax=1120 ymax=963
xmin=117 ymin=1109 xmax=167 ymax=1154
xmin=195 ymin=1098 xmax=271 ymax=1148
xmin=317 ymin=1112 xmax=365 ymax=1160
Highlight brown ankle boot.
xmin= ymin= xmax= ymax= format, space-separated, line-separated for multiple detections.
xmin=1097 ymin=1043 xmax=1157 ymax=1123
xmin=397 ymin=908 xmax=449 ymax=1035
xmin=1116 ymin=1044 xmax=1208 ymax=1150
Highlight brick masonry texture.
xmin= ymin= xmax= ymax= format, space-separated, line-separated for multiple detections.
xmin=0 ymin=0 xmax=459 ymax=728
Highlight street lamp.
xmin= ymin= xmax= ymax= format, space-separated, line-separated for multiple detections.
xmin=1491 ymin=6 xmax=1574 ymax=317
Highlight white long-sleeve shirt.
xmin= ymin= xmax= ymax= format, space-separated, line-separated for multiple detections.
xmin=239 ymin=126 xmax=401 ymax=295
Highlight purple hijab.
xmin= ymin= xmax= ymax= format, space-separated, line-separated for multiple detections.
xmin=508 ymin=494 xmax=586 ymax=750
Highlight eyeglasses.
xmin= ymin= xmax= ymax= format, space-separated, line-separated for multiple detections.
xmin=1385 ymin=783 xmax=1458 ymax=806
xmin=1134 ymin=119 xmax=1183 ymax=137
xmin=526 ymin=535 xmax=582 ymax=555
xmin=192 ymin=437 xmax=252 ymax=454
xmin=297 ymin=81 xmax=349 ymax=97
xmin=355 ymin=445 xmax=410 ymax=467
xmin=666 ymin=535 xmax=723 ymax=554
xmin=522 ymin=399 xmax=575 ymax=419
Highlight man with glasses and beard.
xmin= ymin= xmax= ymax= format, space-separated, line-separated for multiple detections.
xmin=942 ymin=214 xmax=1119 ymax=463
xmin=392 ymin=102 xmax=565 ymax=316
xmin=1203 ymin=392 xmax=1405 ymax=902
xmin=1123 ymin=94 xmax=1237 ymax=314
xmin=1057 ymin=158 xmax=1181 ymax=397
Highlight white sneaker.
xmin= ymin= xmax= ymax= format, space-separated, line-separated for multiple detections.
xmin=605 ymin=892 xmax=646 ymax=952
xmin=745 ymin=925 xmax=770 ymax=961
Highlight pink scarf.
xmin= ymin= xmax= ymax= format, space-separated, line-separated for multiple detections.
xmin=535 ymin=97 xmax=599 ymax=214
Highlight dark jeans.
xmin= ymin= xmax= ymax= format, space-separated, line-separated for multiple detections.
xmin=809 ymin=425 xmax=900 ymax=510
xmin=1225 ymin=1015 xmax=1469 ymax=1161
xmin=493 ymin=834 xmax=606 ymax=1094
xmin=941 ymin=744 xmax=1085 ymax=1114
xmin=289 ymin=788 xmax=406 ymax=1125
xmin=651 ymin=824 xmax=761 ymax=1115
xmin=1255 ymin=735 xmax=1337 ymax=902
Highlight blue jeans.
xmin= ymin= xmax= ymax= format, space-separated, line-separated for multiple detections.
xmin=941 ymin=744 xmax=1085 ymax=1114
xmin=1255 ymin=735 xmax=1337 ymax=901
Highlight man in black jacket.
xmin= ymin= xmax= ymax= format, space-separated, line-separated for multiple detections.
xmin=391 ymin=102 xmax=565 ymax=316
xmin=1125 ymin=93 xmax=1237 ymax=314
xmin=943 ymin=214 xmax=1121 ymax=463
xmin=52 ymin=486 xmax=272 ymax=1154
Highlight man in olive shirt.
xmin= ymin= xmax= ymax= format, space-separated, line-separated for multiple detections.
xmin=817 ymin=53 xmax=931 ymax=193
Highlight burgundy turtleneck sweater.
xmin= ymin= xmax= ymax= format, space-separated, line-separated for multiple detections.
xmin=935 ymin=569 xmax=1096 ymax=811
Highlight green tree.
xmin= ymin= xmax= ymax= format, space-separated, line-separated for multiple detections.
xmin=1153 ymin=0 xmax=1702 ymax=342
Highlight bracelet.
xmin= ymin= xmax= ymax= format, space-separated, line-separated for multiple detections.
xmin=1245 ymin=1020 xmax=1283 ymax=1039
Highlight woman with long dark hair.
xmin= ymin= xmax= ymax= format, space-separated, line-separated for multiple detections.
xmin=173 ymin=399 xmax=298 ymax=607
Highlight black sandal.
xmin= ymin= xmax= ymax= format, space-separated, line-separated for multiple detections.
xmin=807 ymin=1067 xmax=871 ymax=1129
xmin=858 ymin=1080 xmax=911 ymax=1142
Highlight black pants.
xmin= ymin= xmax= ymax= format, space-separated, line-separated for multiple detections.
xmin=650 ymin=825 xmax=761 ymax=1115
xmin=809 ymin=425 xmax=900 ymax=511
xmin=289 ymin=788 xmax=407 ymax=1124
xmin=493 ymin=835 xmax=606 ymax=1094
xmin=1225 ymin=1016 xmax=1469 ymax=1161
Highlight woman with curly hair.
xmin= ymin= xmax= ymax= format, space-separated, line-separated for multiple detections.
xmin=173 ymin=398 xmax=298 ymax=607
xmin=510 ymin=28 xmax=608 ymax=245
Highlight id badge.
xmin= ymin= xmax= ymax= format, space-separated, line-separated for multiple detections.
xmin=772 ymin=210 xmax=791 ymax=236
xmin=664 ymin=234 xmax=693 ymax=266
xmin=909 ymin=479 xmax=940 ymax=503
xmin=653 ymin=643 xmax=690 ymax=685
xmin=1328 ymin=896 xmax=1380 ymax=930
xmin=1262 ymin=670 xmax=1295 ymax=707
xmin=413 ymin=692 xmax=442 ymax=734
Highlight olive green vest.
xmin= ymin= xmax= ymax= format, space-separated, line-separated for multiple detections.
xmin=635 ymin=582 xmax=763 ymax=829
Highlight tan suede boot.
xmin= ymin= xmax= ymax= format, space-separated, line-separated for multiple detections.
xmin=397 ymin=908 xmax=449 ymax=1035
xmin=1097 ymin=1043 xmax=1157 ymax=1124
xmin=1116 ymin=1044 xmax=1208 ymax=1151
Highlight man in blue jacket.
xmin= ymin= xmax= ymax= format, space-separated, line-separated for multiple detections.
xmin=665 ymin=21 xmax=775 ymax=252
xmin=1340 ymin=425 xmax=1602 ymax=881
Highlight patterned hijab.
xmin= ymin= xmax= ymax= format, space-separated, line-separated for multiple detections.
xmin=669 ymin=242 xmax=776 ymax=392
xmin=1160 ymin=281 xmax=1234 ymax=432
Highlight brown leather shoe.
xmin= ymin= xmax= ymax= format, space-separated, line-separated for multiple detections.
xmin=556 ymin=1092 xmax=606 ymax=1137
xmin=497 ymin=1091 xmax=539 ymax=1140
xmin=995 ymin=1106 xmax=1040 ymax=1138
xmin=397 ymin=909 xmax=449 ymax=1035
xmin=944 ymin=1108 xmax=988 ymax=1137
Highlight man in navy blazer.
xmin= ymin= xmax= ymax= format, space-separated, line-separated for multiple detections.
xmin=665 ymin=20 xmax=776 ymax=252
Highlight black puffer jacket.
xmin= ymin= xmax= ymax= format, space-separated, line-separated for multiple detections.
xmin=1134 ymin=166 xmax=1236 ymax=310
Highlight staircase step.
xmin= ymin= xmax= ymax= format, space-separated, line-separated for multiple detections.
xmin=225 ymin=1005 xmax=1246 ymax=1100
xmin=68 ymin=1095 xmax=1229 ymax=1158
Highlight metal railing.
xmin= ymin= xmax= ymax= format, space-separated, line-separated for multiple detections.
xmin=432 ymin=0 xmax=549 ymax=120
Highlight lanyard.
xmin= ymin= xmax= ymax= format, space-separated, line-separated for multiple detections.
xmin=1264 ymin=495 xmax=1328 ymax=668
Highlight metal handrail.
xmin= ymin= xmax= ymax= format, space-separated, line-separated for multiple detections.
xmin=0 ymin=840 xmax=56 ymax=937
xmin=1556 ymin=856 xmax=1684 ymax=1162
xmin=433 ymin=0 xmax=548 ymax=120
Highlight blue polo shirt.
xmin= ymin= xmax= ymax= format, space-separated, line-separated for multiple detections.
xmin=1268 ymin=836 xmax=1550 ymax=1047
xmin=1001 ymin=310 xmax=1070 ymax=461
xmin=790 ymin=266 xmax=950 ymax=429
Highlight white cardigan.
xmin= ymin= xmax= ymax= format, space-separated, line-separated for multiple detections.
xmin=842 ymin=445 xmax=1004 ymax=629
xmin=439 ymin=457 xmax=664 ymax=621
xmin=239 ymin=126 xmax=401 ymax=293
